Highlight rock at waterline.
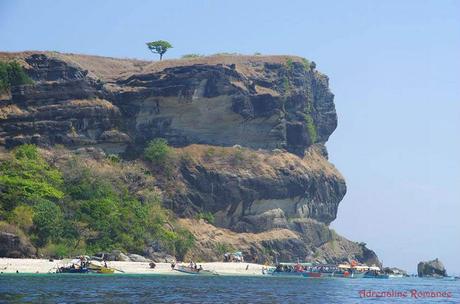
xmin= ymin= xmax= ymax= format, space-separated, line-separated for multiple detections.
xmin=417 ymin=258 xmax=447 ymax=277
xmin=0 ymin=231 xmax=36 ymax=258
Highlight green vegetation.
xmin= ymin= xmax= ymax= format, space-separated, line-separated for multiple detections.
xmin=0 ymin=61 xmax=32 ymax=94
xmin=146 ymin=40 xmax=173 ymax=61
xmin=196 ymin=211 xmax=215 ymax=224
xmin=106 ymin=154 xmax=120 ymax=164
xmin=283 ymin=58 xmax=295 ymax=95
xmin=305 ymin=101 xmax=313 ymax=114
xmin=313 ymin=249 xmax=321 ymax=259
xmin=160 ymin=228 xmax=195 ymax=260
xmin=285 ymin=58 xmax=294 ymax=70
xmin=283 ymin=76 xmax=291 ymax=94
xmin=230 ymin=146 xmax=247 ymax=166
xmin=181 ymin=54 xmax=203 ymax=59
xmin=301 ymin=58 xmax=310 ymax=70
xmin=33 ymin=200 xmax=64 ymax=246
xmin=144 ymin=138 xmax=174 ymax=168
xmin=215 ymin=242 xmax=235 ymax=255
xmin=0 ymin=144 xmax=195 ymax=258
xmin=204 ymin=147 xmax=216 ymax=159
xmin=303 ymin=114 xmax=317 ymax=143
xmin=0 ymin=144 xmax=64 ymax=212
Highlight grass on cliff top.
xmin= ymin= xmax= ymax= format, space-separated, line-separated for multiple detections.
xmin=173 ymin=143 xmax=341 ymax=180
xmin=0 ymin=51 xmax=312 ymax=81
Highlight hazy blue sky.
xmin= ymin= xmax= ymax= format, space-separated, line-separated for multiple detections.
xmin=1 ymin=0 xmax=459 ymax=274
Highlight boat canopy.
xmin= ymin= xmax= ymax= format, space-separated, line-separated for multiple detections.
xmin=278 ymin=262 xmax=312 ymax=266
xmin=337 ymin=264 xmax=381 ymax=271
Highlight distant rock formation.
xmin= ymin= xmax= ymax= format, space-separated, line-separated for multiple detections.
xmin=417 ymin=258 xmax=447 ymax=277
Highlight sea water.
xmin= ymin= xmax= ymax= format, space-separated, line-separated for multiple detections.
xmin=0 ymin=274 xmax=459 ymax=303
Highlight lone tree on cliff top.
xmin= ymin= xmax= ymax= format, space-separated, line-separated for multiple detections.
xmin=146 ymin=40 xmax=173 ymax=61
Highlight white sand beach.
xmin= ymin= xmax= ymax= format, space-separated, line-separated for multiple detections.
xmin=0 ymin=258 xmax=266 ymax=276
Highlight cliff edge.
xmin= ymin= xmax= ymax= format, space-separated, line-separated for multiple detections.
xmin=0 ymin=51 xmax=379 ymax=265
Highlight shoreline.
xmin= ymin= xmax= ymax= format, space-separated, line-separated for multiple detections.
xmin=0 ymin=258 xmax=266 ymax=276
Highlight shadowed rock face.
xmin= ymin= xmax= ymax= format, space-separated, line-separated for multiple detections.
xmin=0 ymin=232 xmax=36 ymax=258
xmin=0 ymin=52 xmax=379 ymax=265
xmin=171 ymin=145 xmax=346 ymax=228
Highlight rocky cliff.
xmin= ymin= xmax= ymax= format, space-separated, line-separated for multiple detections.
xmin=0 ymin=51 xmax=379 ymax=265
xmin=417 ymin=259 xmax=447 ymax=277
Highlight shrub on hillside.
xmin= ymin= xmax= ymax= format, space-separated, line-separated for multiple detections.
xmin=33 ymin=200 xmax=64 ymax=246
xmin=196 ymin=211 xmax=215 ymax=224
xmin=144 ymin=138 xmax=174 ymax=167
xmin=0 ymin=61 xmax=32 ymax=94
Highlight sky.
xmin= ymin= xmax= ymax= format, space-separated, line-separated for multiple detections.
xmin=1 ymin=0 xmax=459 ymax=274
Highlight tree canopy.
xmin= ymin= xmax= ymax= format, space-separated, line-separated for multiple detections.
xmin=146 ymin=40 xmax=173 ymax=60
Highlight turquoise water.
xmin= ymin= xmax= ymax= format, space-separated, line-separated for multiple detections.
xmin=0 ymin=274 xmax=459 ymax=303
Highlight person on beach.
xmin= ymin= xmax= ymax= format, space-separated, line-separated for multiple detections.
xmin=171 ymin=262 xmax=176 ymax=270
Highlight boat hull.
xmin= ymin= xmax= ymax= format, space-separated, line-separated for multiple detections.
xmin=57 ymin=267 xmax=89 ymax=274
xmin=174 ymin=267 xmax=217 ymax=276
xmin=364 ymin=274 xmax=389 ymax=279
xmin=302 ymin=272 xmax=332 ymax=278
xmin=269 ymin=272 xmax=305 ymax=278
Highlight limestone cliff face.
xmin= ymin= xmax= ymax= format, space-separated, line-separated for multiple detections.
xmin=1 ymin=52 xmax=336 ymax=156
xmin=0 ymin=52 xmax=378 ymax=265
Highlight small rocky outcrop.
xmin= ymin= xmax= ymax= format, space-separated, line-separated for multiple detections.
xmin=0 ymin=231 xmax=36 ymax=258
xmin=417 ymin=258 xmax=447 ymax=277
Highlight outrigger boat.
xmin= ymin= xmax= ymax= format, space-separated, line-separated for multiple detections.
xmin=302 ymin=264 xmax=341 ymax=278
xmin=57 ymin=264 xmax=89 ymax=273
xmin=264 ymin=263 xmax=311 ymax=278
xmin=56 ymin=257 xmax=116 ymax=274
xmin=363 ymin=270 xmax=389 ymax=279
xmin=174 ymin=265 xmax=218 ymax=276
xmin=87 ymin=261 xmax=115 ymax=274
xmin=265 ymin=261 xmax=384 ymax=279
